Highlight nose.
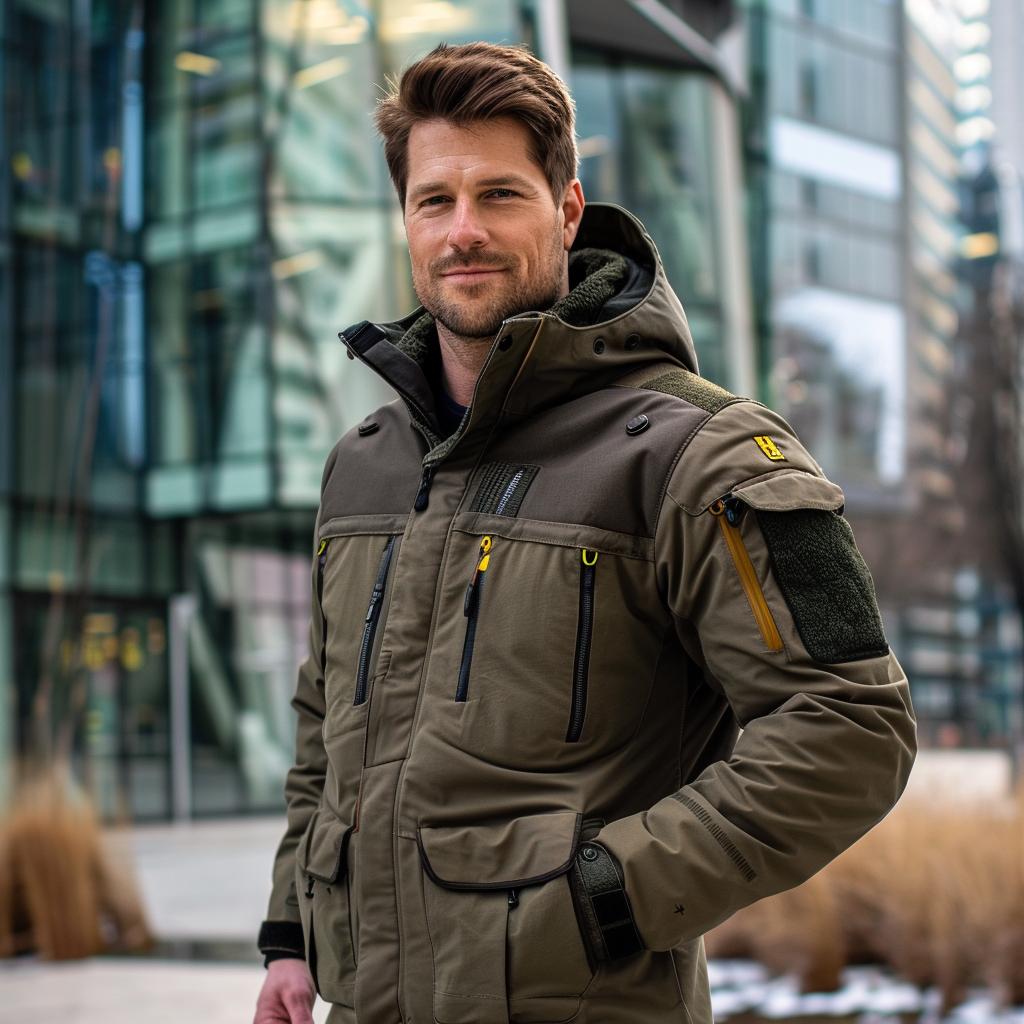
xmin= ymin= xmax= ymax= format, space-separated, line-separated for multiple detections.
xmin=446 ymin=196 xmax=488 ymax=252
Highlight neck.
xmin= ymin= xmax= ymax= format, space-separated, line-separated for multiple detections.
xmin=436 ymin=321 xmax=492 ymax=407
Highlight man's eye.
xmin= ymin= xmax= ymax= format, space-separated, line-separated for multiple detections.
xmin=489 ymin=189 xmax=517 ymax=198
xmin=423 ymin=195 xmax=450 ymax=206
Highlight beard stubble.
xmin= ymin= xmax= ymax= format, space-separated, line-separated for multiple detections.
xmin=413 ymin=226 xmax=566 ymax=342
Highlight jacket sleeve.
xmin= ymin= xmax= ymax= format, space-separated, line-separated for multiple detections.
xmin=593 ymin=400 xmax=917 ymax=952
xmin=258 ymin=514 xmax=329 ymax=959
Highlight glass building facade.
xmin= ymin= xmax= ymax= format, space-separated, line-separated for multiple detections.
xmin=748 ymin=0 xmax=906 ymax=504
xmin=0 ymin=0 xmax=753 ymax=816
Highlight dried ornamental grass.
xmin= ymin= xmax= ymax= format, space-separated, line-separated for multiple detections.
xmin=706 ymin=792 xmax=1024 ymax=1011
xmin=0 ymin=773 xmax=152 ymax=960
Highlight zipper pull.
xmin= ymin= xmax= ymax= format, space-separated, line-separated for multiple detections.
xmin=414 ymin=467 xmax=434 ymax=512
xmin=508 ymin=889 xmax=519 ymax=908
xmin=366 ymin=575 xmax=387 ymax=621
xmin=463 ymin=537 xmax=492 ymax=615
xmin=710 ymin=495 xmax=745 ymax=526
xmin=305 ymin=876 xmax=314 ymax=899
xmin=582 ymin=549 xmax=598 ymax=567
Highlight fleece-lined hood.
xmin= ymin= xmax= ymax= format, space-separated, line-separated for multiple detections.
xmin=340 ymin=204 xmax=700 ymax=466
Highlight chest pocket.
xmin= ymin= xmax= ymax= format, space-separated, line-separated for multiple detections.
xmin=422 ymin=526 xmax=671 ymax=771
xmin=317 ymin=527 xmax=402 ymax=805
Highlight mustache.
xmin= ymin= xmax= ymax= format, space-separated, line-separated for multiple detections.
xmin=430 ymin=251 xmax=516 ymax=275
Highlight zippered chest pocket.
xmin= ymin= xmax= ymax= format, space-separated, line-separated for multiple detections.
xmin=421 ymin=532 xmax=669 ymax=771
xmin=320 ymin=533 xmax=399 ymax=730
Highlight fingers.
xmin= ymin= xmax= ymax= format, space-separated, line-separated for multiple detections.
xmin=254 ymin=964 xmax=316 ymax=1024
xmin=282 ymin=988 xmax=317 ymax=1024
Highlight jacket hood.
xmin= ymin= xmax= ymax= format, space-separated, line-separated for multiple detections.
xmin=341 ymin=203 xmax=700 ymax=465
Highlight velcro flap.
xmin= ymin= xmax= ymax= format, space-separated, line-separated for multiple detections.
xmin=297 ymin=810 xmax=351 ymax=884
xmin=729 ymin=471 xmax=844 ymax=513
xmin=418 ymin=811 xmax=582 ymax=891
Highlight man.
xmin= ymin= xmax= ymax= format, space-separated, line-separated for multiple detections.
xmin=255 ymin=42 xmax=916 ymax=1024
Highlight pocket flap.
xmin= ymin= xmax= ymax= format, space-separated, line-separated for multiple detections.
xmin=418 ymin=811 xmax=582 ymax=890
xmin=297 ymin=809 xmax=351 ymax=884
xmin=730 ymin=471 xmax=844 ymax=513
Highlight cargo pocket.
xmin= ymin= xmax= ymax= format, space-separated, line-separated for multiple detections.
xmin=417 ymin=811 xmax=592 ymax=1024
xmin=295 ymin=809 xmax=355 ymax=1007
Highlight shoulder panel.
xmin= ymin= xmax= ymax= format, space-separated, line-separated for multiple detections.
xmin=664 ymin=400 xmax=834 ymax=517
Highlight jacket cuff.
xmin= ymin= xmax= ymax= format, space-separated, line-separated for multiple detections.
xmin=568 ymin=842 xmax=644 ymax=961
xmin=258 ymin=920 xmax=305 ymax=959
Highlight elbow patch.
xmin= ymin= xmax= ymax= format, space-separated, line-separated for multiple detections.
xmin=753 ymin=508 xmax=889 ymax=664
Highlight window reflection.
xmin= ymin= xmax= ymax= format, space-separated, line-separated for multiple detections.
xmin=574 ymin=54 xmax=726 ymax=384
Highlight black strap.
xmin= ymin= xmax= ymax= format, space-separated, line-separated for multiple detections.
xmin=574 ymin=843 xmax=643 ymax=960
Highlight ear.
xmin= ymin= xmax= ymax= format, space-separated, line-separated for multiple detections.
xmin=561 ymin=179 xmax=585 ymax=251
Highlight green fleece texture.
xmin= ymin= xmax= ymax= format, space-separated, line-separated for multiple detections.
xmin=397 ymin=311 xmax=436 ymax=365
xmin=641 ymin=369 xmax=741 ymax=414
xmin=754 ymin=508 xmax=889 ymax=664
xmin=550 ymin=249 xmax=629 ymax=327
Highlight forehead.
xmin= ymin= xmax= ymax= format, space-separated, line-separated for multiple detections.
xmin=405 ymin=117 xmax=545 ymax=183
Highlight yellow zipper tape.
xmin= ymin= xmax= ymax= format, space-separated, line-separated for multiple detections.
xmin=709 ymin=502 xmax=784 ymax=653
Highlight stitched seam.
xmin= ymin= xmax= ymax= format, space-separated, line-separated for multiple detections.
xmin=673 ymin=793 xmax=757 ymax=882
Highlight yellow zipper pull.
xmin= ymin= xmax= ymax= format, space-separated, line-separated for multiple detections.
xmin=709 ymin=498 xmax=784 ymax=652
xmin=464 ymin=536 xmax=492 ymax=616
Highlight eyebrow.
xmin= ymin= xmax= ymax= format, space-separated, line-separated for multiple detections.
xmin=407 ymin=174 xmax=538 ymax=200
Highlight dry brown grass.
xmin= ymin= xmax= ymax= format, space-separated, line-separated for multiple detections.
xmin=0 ymin=771 xmax=152 ymax=959
xmin=706 ymin=792 xmax=1024 ymax=1009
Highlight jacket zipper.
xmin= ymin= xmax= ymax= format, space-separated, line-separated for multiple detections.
xmin=709 ymin=497 xmax=784 ymax=652
xmin=567 ymin=549 xmax=597 ymax=742
xmin=354 ymin=536 xmax=397 ymax=706
xmin=456 ymin=536 xmax=491 ymax=702
xmin=317 ymin=539 xmax=329 ymax=674
xmin=494 ymin=470 xmax=524 ymax=515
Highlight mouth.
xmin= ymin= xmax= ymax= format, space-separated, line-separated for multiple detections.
xmin=439 ymin=267 xmax=508 ymax=285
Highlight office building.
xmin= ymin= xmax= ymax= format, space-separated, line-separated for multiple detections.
xmin=0 ymin=0 xmax=753 ymax=816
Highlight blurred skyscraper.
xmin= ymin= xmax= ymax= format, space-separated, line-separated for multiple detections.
xmin=0 ymin=0 xmax=752 ymax=816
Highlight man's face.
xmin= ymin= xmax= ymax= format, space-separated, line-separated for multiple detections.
xmin=403 ymin=117 xmax=584 ymax=340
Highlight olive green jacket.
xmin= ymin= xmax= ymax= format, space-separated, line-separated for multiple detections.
xmin=259 ymin=205 xmax=916 ymax=1024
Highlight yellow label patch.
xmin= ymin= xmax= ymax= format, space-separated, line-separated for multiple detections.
xmin=754 ymin=435 xmax=786 ymax=461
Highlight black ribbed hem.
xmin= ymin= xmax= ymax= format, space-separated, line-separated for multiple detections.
xmin=264 ymin=949 xmax=306 ymax=968
xmin=258 ymin=920 xmax=305 ymax=959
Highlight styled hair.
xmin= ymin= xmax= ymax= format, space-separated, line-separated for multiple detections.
xmin=374 ymin=42 xmax=577 ymax=207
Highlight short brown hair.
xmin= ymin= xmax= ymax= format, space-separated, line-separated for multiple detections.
xmin=374 ymin=42 xmax=577 ymax=208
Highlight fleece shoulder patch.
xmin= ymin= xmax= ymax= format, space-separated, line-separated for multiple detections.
xmin=753 ymin=508 xmax=889 ymax=664
xmin=641 ymin=369 xmax=742 ymax=415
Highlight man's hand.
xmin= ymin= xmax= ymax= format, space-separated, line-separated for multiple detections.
xmin=254 ymin=958 xmax=316 ymax=1024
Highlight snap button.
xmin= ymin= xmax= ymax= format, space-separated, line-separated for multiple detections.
xmin=358 ymin=421 xmax=379 ymax=436
xmin=498 ymin=333 xmax=513 ymax=351
xmin=581 ymin=846 xmax=600 ymax=861
xmin=593 ymin=338 xmax=605 ymax=354
xmin=626 ymin=414 xmax=650 ymax=436
xmin=625 ymin=334 xmax=640 ymax=350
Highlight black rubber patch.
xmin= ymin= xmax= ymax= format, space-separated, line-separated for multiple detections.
xmin=470 ymin=462 xmax=539 ymax=517
xmin=754 ymin=508 xmax=889 ymax=664
xmin=640 ymin=369 xmax=743 ymax=414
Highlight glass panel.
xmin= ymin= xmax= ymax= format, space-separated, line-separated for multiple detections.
xmin=769 ymin=18 xmax=899 ymax=146
xmin=12 ymin=593 xmax=170 ymax=821
xmin=377 ymin=0 xmax=520 ymax=70
xmin=574 ymin=54 xmax=727 ymax=384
